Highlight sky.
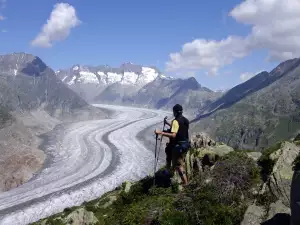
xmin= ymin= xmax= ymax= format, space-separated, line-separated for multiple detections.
xmin=0 ymin=0 xmax=299 ymax=91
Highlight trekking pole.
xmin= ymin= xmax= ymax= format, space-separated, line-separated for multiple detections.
xmin=153 ymin=117 xmax=168 ymax=186
xmin=153 ymin=133 xmax=159 ymax=186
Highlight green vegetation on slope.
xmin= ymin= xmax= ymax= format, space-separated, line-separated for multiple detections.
xmin=32 ymin=151 xmax=260 ymax=225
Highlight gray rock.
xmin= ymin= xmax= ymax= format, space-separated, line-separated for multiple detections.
xmin=66 ymin=208 xmax=99 ymax=225
xmin=241 ymin=204 xmax=265 ymax=225
xmin=269 ymin=142 xmax=300 ymax=206
xmin=267 ymin=200 xmax=290 ymax=220
xmin=123 ymin=181 xmax=132 ymax=193
xmin=210 ymin=144 xmax=234 ymax=156
xmin=190 ymin=132 xmax=216 ymax=148
xmin=247 ymin=152 xmax=262 ymax=161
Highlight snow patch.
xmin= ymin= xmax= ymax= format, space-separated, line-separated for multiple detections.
xmin=121 ymin=72 xmax=138 ymax=85
xmin=67 ymin=76 xmax=76 ymax=85
xmin=159 ymin=74 xmax=174 ymax=80
xmin=136 ymin=67 xmax=159 ymax=85
xmin=97 ymin=71 xmax=105 ymax=76
xmin=55 ymin=70 xmax=60 ymax=74
xmin=97 ymin=71 xmax=107 ymax=84
xmin=107 ymin=72 xmax=122 ymax=84
xmin=73 ymin=66 xmax=79 ymax=71
xmin=78 ymin=71 xmax=99 ymax=84
xmin=14 ymin=69 xmax=17 ymax=76
xmin=62 ymin=76 xmax=68 ymax=82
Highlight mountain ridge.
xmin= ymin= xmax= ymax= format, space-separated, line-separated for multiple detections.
xmin=192 ymin=57 xmax=300 ymax=150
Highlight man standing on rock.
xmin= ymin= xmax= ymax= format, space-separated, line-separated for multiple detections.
xmin=155 ymin=104 xmax=190 ymax=185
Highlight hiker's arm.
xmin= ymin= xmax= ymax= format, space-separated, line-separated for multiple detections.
xmin=155 ymin=129 xmax=176 ymax=138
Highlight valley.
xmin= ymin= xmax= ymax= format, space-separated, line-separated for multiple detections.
xmin=0 ymin=104 xmax=171 ymax=225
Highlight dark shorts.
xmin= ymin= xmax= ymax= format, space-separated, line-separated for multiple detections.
xmin=172 ymin=142 xmax=190 ymax=168
xmin=165 ymin=143 xmax=172 ymax=163
xmin=172 ymin=149 xmax=186 ymax=168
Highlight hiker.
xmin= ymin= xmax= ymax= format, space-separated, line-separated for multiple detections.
xmin=155 ymin=104 xmax=190 ymax=185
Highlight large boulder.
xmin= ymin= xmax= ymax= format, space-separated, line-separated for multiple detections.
xmin=267 ymin=200 xmax=290 ymax=220
xmin=190 ymin=132 xmax=216 ymax=148
xmin=241 ymin=204 xmax=265 ymax=225
xmin=185 ymin=141 xmax=234 ymax=178
xmin=247 ymin=152 xmax=262 ymax=162
xmin=66 ymin=208 xmax=99 ymax=225
xmin=269 ymin=142 xmax=300 ymax=206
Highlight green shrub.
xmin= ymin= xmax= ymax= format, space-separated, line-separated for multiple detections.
xmin=159 ymin=210 xmax=189 ymax=225
xmin=177 ymin=182 xmax=246 ymax=225
xmin=212 ymin=151 xmax=260 ymax=203
xmin=45 ymin=218 xmax=65 ymax=225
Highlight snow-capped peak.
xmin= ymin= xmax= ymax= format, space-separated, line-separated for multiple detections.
xmin=159 ymin=74 xmax=174 ymax=80
xmin=58 ymin=63 xmax=167 ymax=87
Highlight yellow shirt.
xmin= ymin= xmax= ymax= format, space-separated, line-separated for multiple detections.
xmin=171 ymin=120 xmax=179 ymax=133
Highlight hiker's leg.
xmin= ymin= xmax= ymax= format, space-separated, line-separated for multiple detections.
xmin=177 ymin=155 xmax=188 ymax=185
xmin=165 ymin=145 xmax=172 ymax=170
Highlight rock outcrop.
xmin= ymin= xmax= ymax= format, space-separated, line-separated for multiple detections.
xmin=267 ymin=200 xmax=290 ymax=220
xmin=269 ymin=142 xmax=300 ymax=206
xmin=241 ymin=204 xmax=265 ymax=225
xmin=190 ymin=132 xmax=216 ymax=148
xmin=185 ymin=133 xmax=234 ymax=179
xmin=66 ymin=208 xmax=99 ymax=225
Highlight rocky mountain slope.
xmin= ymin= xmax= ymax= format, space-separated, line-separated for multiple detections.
xmin=192 ymin=58 xmax=300 ymax=150
xmin=0 ymin=53 xmax=107 ymax=193
xmin=57 ymin=64 xmax=221 ymax=113
xmin=132 ymin=76 xmax=221 ymax=114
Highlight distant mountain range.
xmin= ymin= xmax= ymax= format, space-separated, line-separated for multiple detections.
xmin=56 ymin=64 xmax=221 ymax=114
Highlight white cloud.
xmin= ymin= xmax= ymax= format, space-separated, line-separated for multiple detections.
xmin=31 ymin=3 xmax=81 ymax=48
xmin=0 ymin=15 xmax=4 ymax=20
xmin=166 ymin=0 xmax=300 ymax=75
xmin=1 ymin=29 xmax=7 ymax=33
xmin=231 ymin=0 xmax=300 ymax=61
xmin=166 ymin=36 xmax=251 ymax=75
xmin=240 ymin=72 xmax=255 ymax=81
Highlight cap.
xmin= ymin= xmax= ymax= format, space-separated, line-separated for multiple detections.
xmin=173 ymin=104 xmax=183 ymax=113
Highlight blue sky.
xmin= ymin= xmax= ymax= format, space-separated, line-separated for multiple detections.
xmin=0 ymin=0 xmax=298 ymax=90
